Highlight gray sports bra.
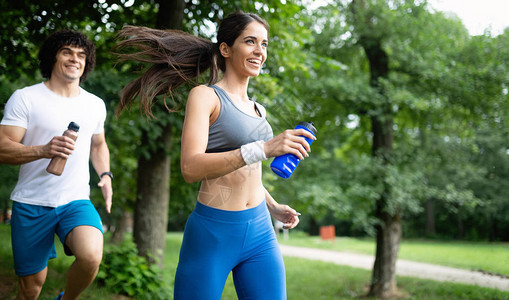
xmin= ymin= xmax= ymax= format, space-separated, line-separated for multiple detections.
xmin=205 ymin=85 xmax=273 ymax=153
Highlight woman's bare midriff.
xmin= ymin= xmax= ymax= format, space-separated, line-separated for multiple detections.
xmin=197 ymin=162 xmax=265 ymax=211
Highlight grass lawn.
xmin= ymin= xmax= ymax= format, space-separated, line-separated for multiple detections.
xmin=277 ymin=231 xmax=509 ymax=276
xmin=1 ymin=225 xmax=508 ymax=299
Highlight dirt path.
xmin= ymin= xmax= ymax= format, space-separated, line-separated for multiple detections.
xmin=279 ymin=245 xmax=509 ymax=292
xmin=0 ymin=273 xmax=16 ymax=300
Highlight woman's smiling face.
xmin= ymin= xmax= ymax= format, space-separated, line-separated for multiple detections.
xmin=223 ymin=21 xmax=268 ymax=78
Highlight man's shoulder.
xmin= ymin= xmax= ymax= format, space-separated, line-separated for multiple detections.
xmin=79 ymin=87 xmax=105 ymax=103
xmin=7 ymin=82 xmax=45 ymax=103
xmin=15 ymin=82 xmax=45 ymax=94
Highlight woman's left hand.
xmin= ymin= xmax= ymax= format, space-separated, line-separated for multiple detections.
xmin=269 ymin=203 xmax=300 ymax=229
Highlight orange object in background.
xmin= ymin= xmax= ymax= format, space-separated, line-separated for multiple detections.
xmin=320 ymin=225 xmax=335 ymax=242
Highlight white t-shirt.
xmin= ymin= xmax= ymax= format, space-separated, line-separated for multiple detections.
xmin=1 ymin=82 xmax=106 ymax=207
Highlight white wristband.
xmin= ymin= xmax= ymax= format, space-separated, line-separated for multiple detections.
xmin=240 ymin=140 xmax=267 ymax=165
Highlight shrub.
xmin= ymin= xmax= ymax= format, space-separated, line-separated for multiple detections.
xmin=97 ymin=239 xmax=172 ymax=299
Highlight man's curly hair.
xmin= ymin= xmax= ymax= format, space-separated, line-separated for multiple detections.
xmin=38 ymin=29 xmax=96 ymax=82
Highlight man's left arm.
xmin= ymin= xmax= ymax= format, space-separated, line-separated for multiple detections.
xmin=90 ymin=131 xmax=112 ymax=213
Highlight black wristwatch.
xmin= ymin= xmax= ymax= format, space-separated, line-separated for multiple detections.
xmin=100 ymin=171 xmax=114 ymax=180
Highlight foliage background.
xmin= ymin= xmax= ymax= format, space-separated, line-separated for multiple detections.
xmin=1 ymin=0 xmax=508 ymax=241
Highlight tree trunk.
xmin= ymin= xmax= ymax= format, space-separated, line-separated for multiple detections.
xmin=370 ymin=199 xmax=401 ymax=297
xmin=367 ymin=114 xmax=401 ymax=298
xmin=425 ymin=198 xmax=436 ymax=236
xmin=456 ymin=206 xmax=464 ymax=239
xmin=489 ymin=215 xmax=497 ymax=242
xmin=309 ymin=216 xmax=319 ymax=236
xmin=350 ymin=1 xmax=401 ymax=294
xmin=132 ymin=0 xmax=184 ymax=267
xmin=156 ymin=0 xmax=185 ymax=30
xmin=134 ymin=125 xmax=172 ymax=266
xmin=110 ymin=211 xmax=133 ymax=244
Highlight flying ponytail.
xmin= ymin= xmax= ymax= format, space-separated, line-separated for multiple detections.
xmin=114 ymin=12 xmax=268 ymax=117
xmin=114 ymin=25 xmax=220 ymax=117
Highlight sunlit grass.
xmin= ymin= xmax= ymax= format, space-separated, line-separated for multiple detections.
xmin=1 ymin=225 xmax=508 ymax=299
xmin=166 ymin=232 xmax=509 ymax=300
xmin=277 ymin=230 xmax=509 ymax=276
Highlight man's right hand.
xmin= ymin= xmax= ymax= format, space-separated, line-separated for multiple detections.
xmin=45 ymin=135 xmax=76 ymax=159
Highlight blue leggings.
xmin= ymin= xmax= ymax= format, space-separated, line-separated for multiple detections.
xmin=174 ymin=200 xmax=286 ymax=300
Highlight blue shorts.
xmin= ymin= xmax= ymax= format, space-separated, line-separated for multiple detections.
xmin=174 ymin=199 xmax=286 ymax=300
xmin=11 ymin=200 xmax=103 ymax=276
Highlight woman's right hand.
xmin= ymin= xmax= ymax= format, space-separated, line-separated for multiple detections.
xmin=263 ymin=128 xmax=316 ymax=160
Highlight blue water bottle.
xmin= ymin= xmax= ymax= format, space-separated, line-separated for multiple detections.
xmin=270 ymin=121 xmax=317 ymax=179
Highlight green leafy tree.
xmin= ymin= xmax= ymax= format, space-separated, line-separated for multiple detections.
xmin=0 ymin=0 xmax=316 ymax=266
xmin=282 ymin=0 xmax=509 ymax=297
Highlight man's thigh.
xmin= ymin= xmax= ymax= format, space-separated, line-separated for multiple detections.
xmin=54 ymin=200 xmax=103 ymax=256
xmin=11 ymin=202 xmax=58 ymax=276
xmin=65 ymin=225 xmax=103 ymax=259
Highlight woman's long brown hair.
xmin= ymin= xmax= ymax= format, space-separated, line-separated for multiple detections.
xmin=114 ymin=26 xmax=217 ymax=117
xmin=114 ymin=12 xmax=268 ymax=117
